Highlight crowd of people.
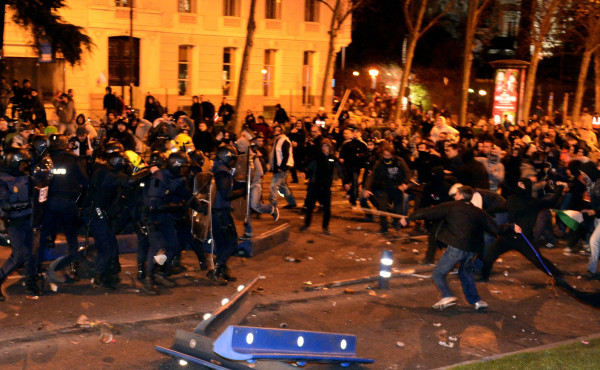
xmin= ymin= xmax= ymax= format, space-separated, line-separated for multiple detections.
xmin=0 ymin=82 xmax=599 ymax=311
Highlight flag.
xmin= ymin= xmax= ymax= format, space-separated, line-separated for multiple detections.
xmin=554 ymin=210 xmax=583 ymax=231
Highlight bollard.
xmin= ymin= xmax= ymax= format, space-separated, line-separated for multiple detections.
xmin=379 ymin=250 xmax=393 ymax=289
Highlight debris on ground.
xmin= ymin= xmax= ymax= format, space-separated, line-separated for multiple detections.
xmin=396 ymin=341 xmax=405 ymax=348
xmin=284 ymin=256 xmax=301 ymax=263
xmin=307 ymin=239 xmax=314 ymax=244
xmin=438 ymin=341 xmax=454 ymax=348
xmin=412 ymin=249 xmax=420 ymax=255
xmin=433 ymin=323 xmax=442 ymax=327
xmin=344 ymin=288 xmax=356 ymax=294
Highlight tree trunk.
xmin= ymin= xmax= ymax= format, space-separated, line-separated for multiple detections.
xmin=521 ymin=44 xmax=541 ymax=123
xmin=516 ymin=0 xmax=534 ymax=60
xmin=459 ymin=0 xmax=477 ymax=126
xmin=521 ymin=0 xmax=561 ymax=123
xmin=595 ymin=50 xmax=600 ymax=115
xmin=319 ymin=0 xmax=341 ymax=108
xmin=394 ymin=35 xmax=418 ymax=122
xmin=232 ymin=0 xmax=257 ymax=134
xmin=571 ymin=49 xmax=593 ymax=126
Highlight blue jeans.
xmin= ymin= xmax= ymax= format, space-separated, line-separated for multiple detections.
xmin=244 ymin=184 xmax=275 ymax=235
xmin=588 ymin=219 xmax=600 ymax=273
xmin=432 ymin=246 xmax=480 ymax=305
xmin=269 ymin=170 xmax=296 ymax=207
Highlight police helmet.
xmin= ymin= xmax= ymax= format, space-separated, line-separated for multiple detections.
xmin=103 ymin=140 xmax=125 ymax=156
xmin=31 ymin=134 xmax=49 ymax=155
xmin=174 ymin=133 xmax=194 ymax=152
xmin=167 ymin=151 xmax=191 ymax=176
xmin=107 ymin=152 xmax=129 ymax=172
xmin=4 ymin=148 xmax=32 ymax=170
xmin=148 ymin=151 xmax=167 ymax=168
xmin=48 ymin=134 xmax=69 ymax=151
xmin=215 ymin=144 xmax=238 ymax=167
xmin=188 ymin=149 xmax=205 ymax=168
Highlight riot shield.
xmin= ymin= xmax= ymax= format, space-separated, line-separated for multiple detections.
xmin=231 ymin=153 xmax=251 ymax=221
xmin=191 ymin=172 xmax=215 ymax=243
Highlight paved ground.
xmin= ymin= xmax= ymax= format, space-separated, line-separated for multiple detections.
xmin=1 ymin=177 xmax=600 ymax=369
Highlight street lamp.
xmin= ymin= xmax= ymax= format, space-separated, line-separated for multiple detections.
xmin=369 ymin=69 xmax=379 ymax=90
xmin=352 ymin=71 xmax=359 ymax=76
xmin=478 ymin=89 xmax=487 ymax=96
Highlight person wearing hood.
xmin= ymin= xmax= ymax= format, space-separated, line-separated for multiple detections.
xmin=192 ymin=121 xmax=216 ymax=156
xmin=481 ymin=177 xmax=564 ymax=281
xmin=143 ymin=95 xmax=162 ymax=123
xmin=454 ymin=149 xmax=490 ymax=190
xmin=476 ymin=144 xmax=504 ymax=192
xmin=363 ymin=144 xmax=411 ymax=234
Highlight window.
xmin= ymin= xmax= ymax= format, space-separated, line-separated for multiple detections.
xmin=178 ymin=46 xmax=192 ymax=96
xmin=179 ymin=0 xmax=192 ymax=13
xmin=108 ymin=36 xmax=140 ymax=87
xmin=302 ymin=51 xmax=314 ymax=106
xmin=223 ymin=48 xmax=235 ymax=96
xmin=263 ymin=50 xmax=276 ymax=97
xmin=266 ymin=0 xmax=282 ymax=20
xmin=3 ymin=58 xmax=65 ymax=103
xmin=305 ymin=0 xmax=319 ymax=22
xmin=223 ymin=0 xmax=240 ymax=16
xmin=115 ymin=0 xmax=133 ymax=6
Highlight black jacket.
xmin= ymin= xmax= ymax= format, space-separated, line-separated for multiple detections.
xmin=365 ymin=156 xmax=411 ymax=192
xmin=409 ymin=201 xmax=499 ymax=253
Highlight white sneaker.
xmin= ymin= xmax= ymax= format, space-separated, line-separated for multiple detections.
xmin=474 ymin=300 xmax=488 ymax=311
xmin=432 ymin=296 xmax=457 ymax=311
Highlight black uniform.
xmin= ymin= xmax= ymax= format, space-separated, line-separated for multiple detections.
xmin=0 ymin=167 xmax=36 ymax=296
xmin=302 ymin=149 xmax=340 ymax=231
xmin=339 ymin=138 xmax=367 ymax=205
xmin=35 ymin=149 xmax=88 ymax=276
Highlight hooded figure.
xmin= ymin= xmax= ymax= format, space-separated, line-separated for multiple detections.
xmin=481 ymin=177 xmax=565 ymax=280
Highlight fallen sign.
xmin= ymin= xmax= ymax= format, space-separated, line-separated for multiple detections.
xmin=213 ymin=325 xmax=374 ymax=367
xmin=304 ymin=264 xmax=434 ymax=291
xmin=156 ymin=275 xmax=374 ymax=368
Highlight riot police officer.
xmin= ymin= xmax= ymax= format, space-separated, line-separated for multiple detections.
xmin=142 ymin=151 xmax=193 ymax=294
xmin=135 ymin=151 xmax=167 ymax=281
xmin=209 ymin=144 xmax=245 ymax=284
xmin=84 ymin=152 xmax=149 ymax=291
xmin=34 ymin=134 xmax=88 ymax=282
xmin=0 ymin=148 xmax=39 ymax=300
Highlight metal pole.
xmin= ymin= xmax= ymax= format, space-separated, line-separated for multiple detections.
xmin=129 ymin=0 xmax=134 ymax=108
